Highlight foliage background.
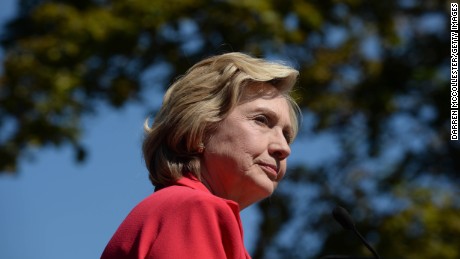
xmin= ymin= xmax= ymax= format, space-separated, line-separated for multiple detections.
xmin=1 ymin=0 xmax=459 ymax=258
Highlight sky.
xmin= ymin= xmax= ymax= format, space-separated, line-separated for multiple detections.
xmin=0 ymin=2 xmax=341 ymax=258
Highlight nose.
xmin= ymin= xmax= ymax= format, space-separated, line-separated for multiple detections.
xmin=268 ymin=128 xmax=291 ymax=160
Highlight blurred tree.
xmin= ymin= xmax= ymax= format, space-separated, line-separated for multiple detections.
xmin=0 ymin=0 xmax=458 ymax=258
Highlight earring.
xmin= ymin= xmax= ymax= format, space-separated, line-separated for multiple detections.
xmin=197 ymin=143 xmax=205 ymax=153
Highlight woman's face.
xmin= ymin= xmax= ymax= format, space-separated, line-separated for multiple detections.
xmin=201 ymin=84 xmax=294 ymax=210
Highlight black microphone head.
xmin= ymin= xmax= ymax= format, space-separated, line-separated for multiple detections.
xmin=332 ymin=206 xmax=356 ymax=230
xmin=330 ymin=206 xmax=381 ymax=259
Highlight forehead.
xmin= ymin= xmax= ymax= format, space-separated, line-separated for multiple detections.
xmin=239 ymin=82 xmax=283 ymax=102
xmin=238 ymin=95 xmax=290 ymax=114
xmin=239 ymin=82 xmax=292 ymax=116
xmin=235 ymin=82 xmax=299 ymax=136
xmin=237 ymin=92 xmax=294 ymax=130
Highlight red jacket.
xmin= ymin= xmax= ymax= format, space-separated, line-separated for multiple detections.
xmin=101 ymin=175 xmax=251 ymax=259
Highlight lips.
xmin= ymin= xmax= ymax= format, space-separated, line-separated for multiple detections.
xmin=258 ymin=162 xmax=279 ymax=180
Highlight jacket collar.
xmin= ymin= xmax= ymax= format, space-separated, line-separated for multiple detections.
xmin=174 ymin=174 xmax=211 ymax=194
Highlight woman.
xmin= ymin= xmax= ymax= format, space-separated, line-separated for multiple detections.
xmin=101 ymin=52 xmax=301 ymax=258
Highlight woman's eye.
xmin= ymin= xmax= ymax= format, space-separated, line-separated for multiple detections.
xmin=254 ymin=115 xmax=269 ymax=125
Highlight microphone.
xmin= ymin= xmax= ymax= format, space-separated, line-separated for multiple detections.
xmin=331 ymin=206 xmax=381 ymax=259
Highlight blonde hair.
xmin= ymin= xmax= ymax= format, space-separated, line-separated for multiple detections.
xmin=143 ymin=52 xmax=300 ymax=187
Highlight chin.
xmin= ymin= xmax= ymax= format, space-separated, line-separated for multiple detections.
xmin=255 ymin=180 xmax=278 ymax=198
xmin=240 ymin=183 xmax=277 ymax=210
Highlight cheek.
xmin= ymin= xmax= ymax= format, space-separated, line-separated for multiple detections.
xmin=230 ymin=133 xmax=264 ymax=159
xmin=280 ymin=160 xmax=288 ymax=173
xmin=205 ymin=135 xmax=259 ymax=172
xmin=276 ymin=160 xmax=288 ymax=181
xmin=205 ymin=120 xmax=268 ymax=168
xmin=207 ymin=124 xmax=254 ymax=155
